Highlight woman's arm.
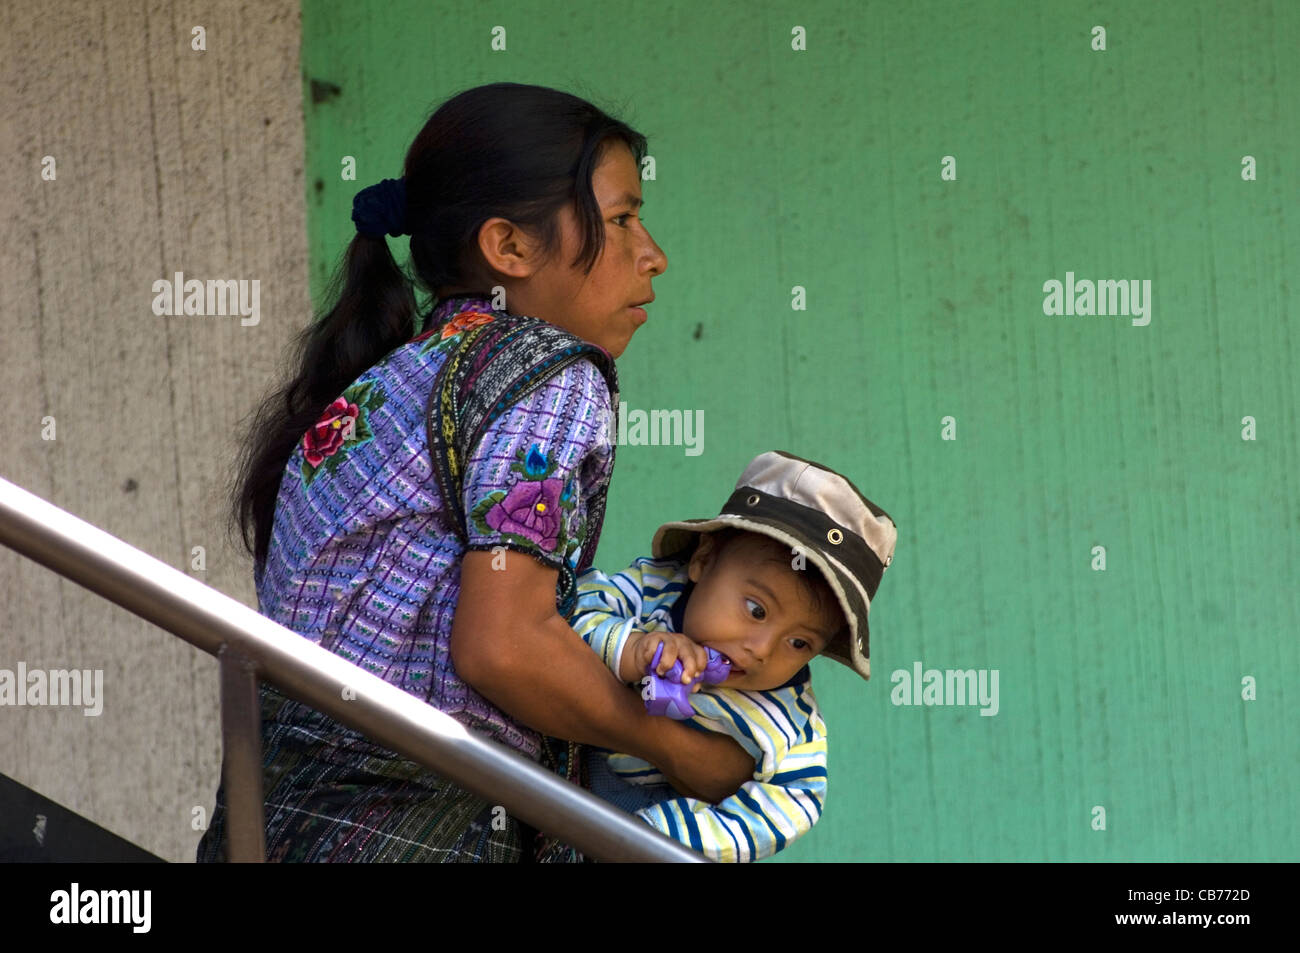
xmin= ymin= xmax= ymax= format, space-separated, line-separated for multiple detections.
xmin=452 ymin=549 xmax=754 ymax=803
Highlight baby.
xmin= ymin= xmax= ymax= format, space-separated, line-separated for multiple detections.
xmin=570 ymin=450 xmax=898 ymax=861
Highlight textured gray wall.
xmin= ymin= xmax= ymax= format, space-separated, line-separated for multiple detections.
xmin=0 ymin=1 xmax=308 ymax=862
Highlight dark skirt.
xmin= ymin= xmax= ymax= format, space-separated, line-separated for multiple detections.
xmin=196 ymin=684 xmax=523 ymax=863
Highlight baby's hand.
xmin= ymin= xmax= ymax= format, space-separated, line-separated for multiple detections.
xmin=622 ymin=629 xmax=711 ymax=690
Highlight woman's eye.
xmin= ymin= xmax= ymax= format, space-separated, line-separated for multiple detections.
xmin=614 ymin=213 xmax=644 ymax=227
xmin=745 ymin=598 xmax=766 ymax=621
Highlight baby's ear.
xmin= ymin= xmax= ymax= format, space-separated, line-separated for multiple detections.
xmin=687 ymin=533 xmax=719 ymax=581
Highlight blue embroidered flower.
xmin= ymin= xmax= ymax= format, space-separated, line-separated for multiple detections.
xmin=523 ymin=444 xmax=550 ymax=478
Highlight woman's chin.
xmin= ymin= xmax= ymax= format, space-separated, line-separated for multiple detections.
xmin=600 ymin=333 xmax=631 ymax=359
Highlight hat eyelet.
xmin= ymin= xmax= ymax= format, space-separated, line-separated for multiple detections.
xmin=746 ymin=494 xmax=760 ymax=506
xmin=827 ymin=528 xmax=843 ymax=545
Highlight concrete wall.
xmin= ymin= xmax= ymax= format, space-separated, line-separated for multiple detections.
xmin=0 ymin=1 xmax=308 ymax=862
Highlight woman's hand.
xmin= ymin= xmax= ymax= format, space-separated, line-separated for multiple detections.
xmin=451 ymin=550 xmax=753 ymax=803
xmin=650 ymin=723 xmax=756 ymax=803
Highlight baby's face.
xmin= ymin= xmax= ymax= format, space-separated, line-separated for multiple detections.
xmin=681 ymin=534 xmax=840 ymax=692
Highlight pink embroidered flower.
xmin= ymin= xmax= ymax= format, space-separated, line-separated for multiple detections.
xmin=485 ymin=478 xmax=565 ymax=551
xmin=440 ymin=310 xmax=495 ymax=339
xmin=303 ymin=397 xmax=359 ymax=467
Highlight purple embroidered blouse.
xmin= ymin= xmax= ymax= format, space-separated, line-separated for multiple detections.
xmin=254 ymin=293 xmax=615 ymax=760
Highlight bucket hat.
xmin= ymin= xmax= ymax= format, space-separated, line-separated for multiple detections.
xmin=652 ymin=450 xmax=897 ymax=680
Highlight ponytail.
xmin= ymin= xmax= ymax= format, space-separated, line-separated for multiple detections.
xmin=228 ymin=231 xmax=415 ymax=570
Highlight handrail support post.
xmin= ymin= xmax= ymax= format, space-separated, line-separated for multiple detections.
xmin=219 ymin=645 xmax=265 ymax=863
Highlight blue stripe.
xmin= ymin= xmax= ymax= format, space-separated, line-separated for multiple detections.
xmin=610 ymin=571 xmax=643 ymax=609
xmin=680 ymin=808 xmax=705 ymax=853
xmin=770 ymin=765 xmax=828 ymax=785
xmin=789 ymin=790 xmax=817 ymax=827
xmin=719 ymin=813 xmax=744 ymax=861
xmin=661 ymin=806 xmax=682 ymax=844
xmin=735 ymin=788 xmax=785 ymax=852
xmin=722 ymin=801 xmax=761 ymax=858
xmin=650 ymin=575 xmax=686 ymax=594
xmin=793 ymin=690 xmax=823 ymax=743
xmin=708 ymin=695 xmax=761 ymax=752
xmin=792 ymin=685 xmax=816 ymax=722
xmin=760 ymin=690 xmax=803 ymax=746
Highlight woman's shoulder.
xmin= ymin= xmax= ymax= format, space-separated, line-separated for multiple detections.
xmin=413 ymin=299 xmax=613 ymax=381
xmin=417 ymin=296 xmax=604 ymax=355
xmin=428 ymin=307 xmax=617 ymax=440
xmin=475 ymin=312 xmax=618 ymax=397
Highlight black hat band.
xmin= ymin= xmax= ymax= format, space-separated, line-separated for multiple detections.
xmin=721 ymin=486 xmax=884 ymax=601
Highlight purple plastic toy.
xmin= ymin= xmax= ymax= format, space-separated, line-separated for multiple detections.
xmin=640 ymin=642 xmax=733 ymax=719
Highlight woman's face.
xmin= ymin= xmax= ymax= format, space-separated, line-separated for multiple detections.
xmin=487 ymin=140 xmax=668 ymax=358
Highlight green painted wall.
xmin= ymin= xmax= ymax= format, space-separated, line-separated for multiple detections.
xmin=300 ymin=0 xmax=1298 ymax=860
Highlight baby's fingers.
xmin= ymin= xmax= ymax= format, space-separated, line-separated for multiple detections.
xmin=637 ymin=636 xmax=662 ymax=669
xmin=682 ymin=640 xmax=712 ymax=680
xmin=672 ymin=639 xmax=710 ymax=684
xmin=654 ymin=640 xmax=681 ymax=677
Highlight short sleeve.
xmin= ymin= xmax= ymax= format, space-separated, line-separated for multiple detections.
xmin=461 ymin=358 xmax=614 ymax=571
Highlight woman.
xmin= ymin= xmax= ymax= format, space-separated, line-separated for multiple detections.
xmin=196 ymin=82 xmax=753 ymax=862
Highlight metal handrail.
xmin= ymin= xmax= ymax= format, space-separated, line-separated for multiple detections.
xmin=0 ymin=476 xmax=707 ymax=862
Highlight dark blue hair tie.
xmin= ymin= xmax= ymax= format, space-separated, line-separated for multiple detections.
xmin=351 ymin=177 xmax=408 ymax=238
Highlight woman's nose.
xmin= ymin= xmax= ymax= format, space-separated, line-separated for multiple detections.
xmin=642 ymin=229 xmax=667 ymax=275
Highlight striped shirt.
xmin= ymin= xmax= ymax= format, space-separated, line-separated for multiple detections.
xmin=572 ymin=556 xmax=829 ymax=862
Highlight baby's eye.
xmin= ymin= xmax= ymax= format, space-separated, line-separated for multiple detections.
xmin=745 ymin=598 xmax=766 ymax=621
xmin=790 ymin=638 xmax=811 ymax=652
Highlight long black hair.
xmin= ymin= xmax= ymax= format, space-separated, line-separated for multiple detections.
xmin=228 ymin=82 xmax=649 ymax=570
